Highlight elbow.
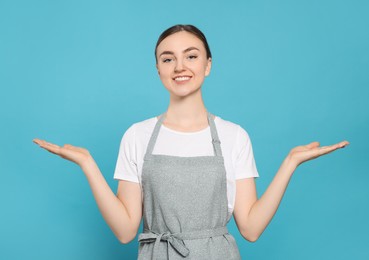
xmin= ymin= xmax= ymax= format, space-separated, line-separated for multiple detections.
xmin=117 ymin=231 xmax=137 ymax=244
xmin=245 ymin=234 xmax=260 ymax=243
xmin=118 ymin=235 xmax=135 ymax=244
xmin=119 ymin=239 xmax=133 ymax=244
xmin=240 ymin=229 xmax=261 ymax=243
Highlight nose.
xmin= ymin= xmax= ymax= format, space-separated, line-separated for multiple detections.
xmin=174 ymin=59 xmax=185 ymax=72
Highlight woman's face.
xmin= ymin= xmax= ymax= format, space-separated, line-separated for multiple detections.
xmin=155 ymin=31 xmax=212 ymax=98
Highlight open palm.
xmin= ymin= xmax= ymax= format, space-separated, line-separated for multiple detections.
xmin=288 ymin=140 xmax=349 ymax=167
xmin=33 ymin=139 xmax=92 ymax=167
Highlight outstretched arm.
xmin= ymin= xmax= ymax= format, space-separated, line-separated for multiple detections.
xmin=33 ymin=139 xmax=142 ymax=243
xmin=233 ymin=140 xmax=349 ymax=242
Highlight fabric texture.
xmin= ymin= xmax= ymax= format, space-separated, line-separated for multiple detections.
xmin=137 ymin=111 xmax=241 ymax=259
xmin=114 ymin=114 xmax=258 ymax=219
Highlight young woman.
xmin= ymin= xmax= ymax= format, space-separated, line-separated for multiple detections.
xmin=33 ymin=24 xmax=349 ymax=259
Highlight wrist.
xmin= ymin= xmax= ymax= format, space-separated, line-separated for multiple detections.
xmin=80 ymin=156 xmax=97 ymax=173
xmin=282 ymin=155 xmax=298 ymax=173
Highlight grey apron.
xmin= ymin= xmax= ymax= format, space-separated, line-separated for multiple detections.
xmin=138 ymin=111 xmax=241 ymax=260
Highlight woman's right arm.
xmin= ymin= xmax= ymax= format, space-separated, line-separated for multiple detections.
xmin=33 ymin=139 xmax=142 ymax=244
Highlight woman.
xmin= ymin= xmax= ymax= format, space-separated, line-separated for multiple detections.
xmin=33 ymin=24 xmax=349 ymax=259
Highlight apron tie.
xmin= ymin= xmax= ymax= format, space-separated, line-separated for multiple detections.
xmin=138 ymin=231 xmax=190 ymax=259
xmin=138 ymin=226 xmax=229 ymax=259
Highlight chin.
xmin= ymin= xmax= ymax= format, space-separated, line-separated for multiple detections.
xmin=165 ymin=84 xmax=202 ymax=97
xmin=172 ymin=90 xmax=201 ymax=99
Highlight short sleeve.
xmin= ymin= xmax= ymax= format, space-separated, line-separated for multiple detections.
xmin=234 ymin=125 xmax=259 ymax=179
xmin=113 ymin=124 xmax=139 ymax=183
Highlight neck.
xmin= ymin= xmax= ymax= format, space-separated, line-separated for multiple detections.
xmin=164 ymin=90 xmax=208 ymax=130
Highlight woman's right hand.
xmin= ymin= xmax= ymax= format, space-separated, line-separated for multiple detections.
xmin=33 ymin=138 xmax=142 ymax=242
xmin=33 ymin=138 xmax=93 ymax=169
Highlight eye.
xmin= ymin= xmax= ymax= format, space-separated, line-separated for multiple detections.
xmin=161 ymin=57 xmax=173 ymax=63
xmin=187 ymin=55 xmax=198 ymax=60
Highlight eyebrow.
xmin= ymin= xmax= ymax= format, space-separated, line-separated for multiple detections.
xmin=159 ymin=47 xmax=200 ymax=57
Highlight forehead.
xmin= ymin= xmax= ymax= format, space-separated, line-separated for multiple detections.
xmin=156 ymin=31 xmax=206 ymax=54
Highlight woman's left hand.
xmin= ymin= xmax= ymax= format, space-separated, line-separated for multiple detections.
xmin=287 ymin=140 xmax=349 ymax=168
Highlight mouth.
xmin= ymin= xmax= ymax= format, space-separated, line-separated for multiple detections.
xmin=173 ymin=76 xmax=192 ymax=82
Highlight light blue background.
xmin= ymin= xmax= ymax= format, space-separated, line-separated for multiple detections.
xmin=1 ymin=0 xmax=368 ymax=259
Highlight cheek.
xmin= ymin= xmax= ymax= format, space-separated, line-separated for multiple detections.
xmin=159 ymin=71 xmax=171 ymax=81
xmin=197 ymin=64 xmax=209 ymax=76
xmin=158 ymin=71 xmax=172 ymax=87
xmin=157 ymin=65 xmax=171 ymax=77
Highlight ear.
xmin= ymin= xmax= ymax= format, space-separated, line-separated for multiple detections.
xmin=156 ymin=63 xmax=160 ymax=75
xmin=205 ymin=58 xmax=212 ymax=77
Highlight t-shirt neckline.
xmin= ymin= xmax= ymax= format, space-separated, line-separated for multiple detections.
xmin=154 ymin=116 xmax=217 ymax=135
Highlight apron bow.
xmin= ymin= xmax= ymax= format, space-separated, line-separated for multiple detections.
xmin=138 ymin=231 xmax=190 ymax=259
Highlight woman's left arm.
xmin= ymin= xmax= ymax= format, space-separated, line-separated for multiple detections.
xmin=233 ymin=140 xmax=349 ymax=242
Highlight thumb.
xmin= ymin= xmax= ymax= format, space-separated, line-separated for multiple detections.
xmin=305 ymin=141 xmax=320 ymax=149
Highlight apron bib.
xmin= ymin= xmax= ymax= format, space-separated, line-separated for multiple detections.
xmin=138 ymin=111 xmax=241 ymax=260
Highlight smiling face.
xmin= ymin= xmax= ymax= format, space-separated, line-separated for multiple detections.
xmin=155 ymin=31 xmax=212 ymax=99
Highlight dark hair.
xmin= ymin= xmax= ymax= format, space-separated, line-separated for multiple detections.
xmin=155 ymin=24 xmax=212 ymax=63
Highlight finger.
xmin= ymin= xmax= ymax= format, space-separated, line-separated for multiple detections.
xmin=35 ymin=140 xmax=62 ymax=155
xmin=33 ymin=138 xmax=44 ymax=145
xmin=320 ymin=141 xmax=349 ymax=152
xmin=33 ymin=139 xmax=48 ymax=147
xmin=316 ymin=143 xmax=343 ymax=156
xmin=339 ymin=140 xmax=350 ymax=148
xmin=63 ymin=144 xmax=86 ymax=153
xmin=305 ymin=141 xmax=320 ymax=149
xmin=43 ymin=143 xmax=62 ymax=155
xmin=63 ymin=144 xmax=76 ymax=150
xmin=34 ymin=139 xmax=53 ymax=147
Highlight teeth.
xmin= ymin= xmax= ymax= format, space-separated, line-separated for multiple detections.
xmin=175 ymin=76 xmax=190 ymax=81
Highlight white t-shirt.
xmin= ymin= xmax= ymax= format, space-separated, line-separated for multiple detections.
xmin=114 ymin=115 xmax=259 ymax=220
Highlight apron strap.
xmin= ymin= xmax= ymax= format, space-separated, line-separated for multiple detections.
xmin=207 ymin=111 xmax=222 ymax=157
xmin=144 ymin=110 xmax=223 ymax=160
xmin=144 ymin=112 xmax=166 ymax=160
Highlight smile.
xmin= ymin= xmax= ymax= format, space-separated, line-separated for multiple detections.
xmin=174 ymin=76 xmax=191 ymax=82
